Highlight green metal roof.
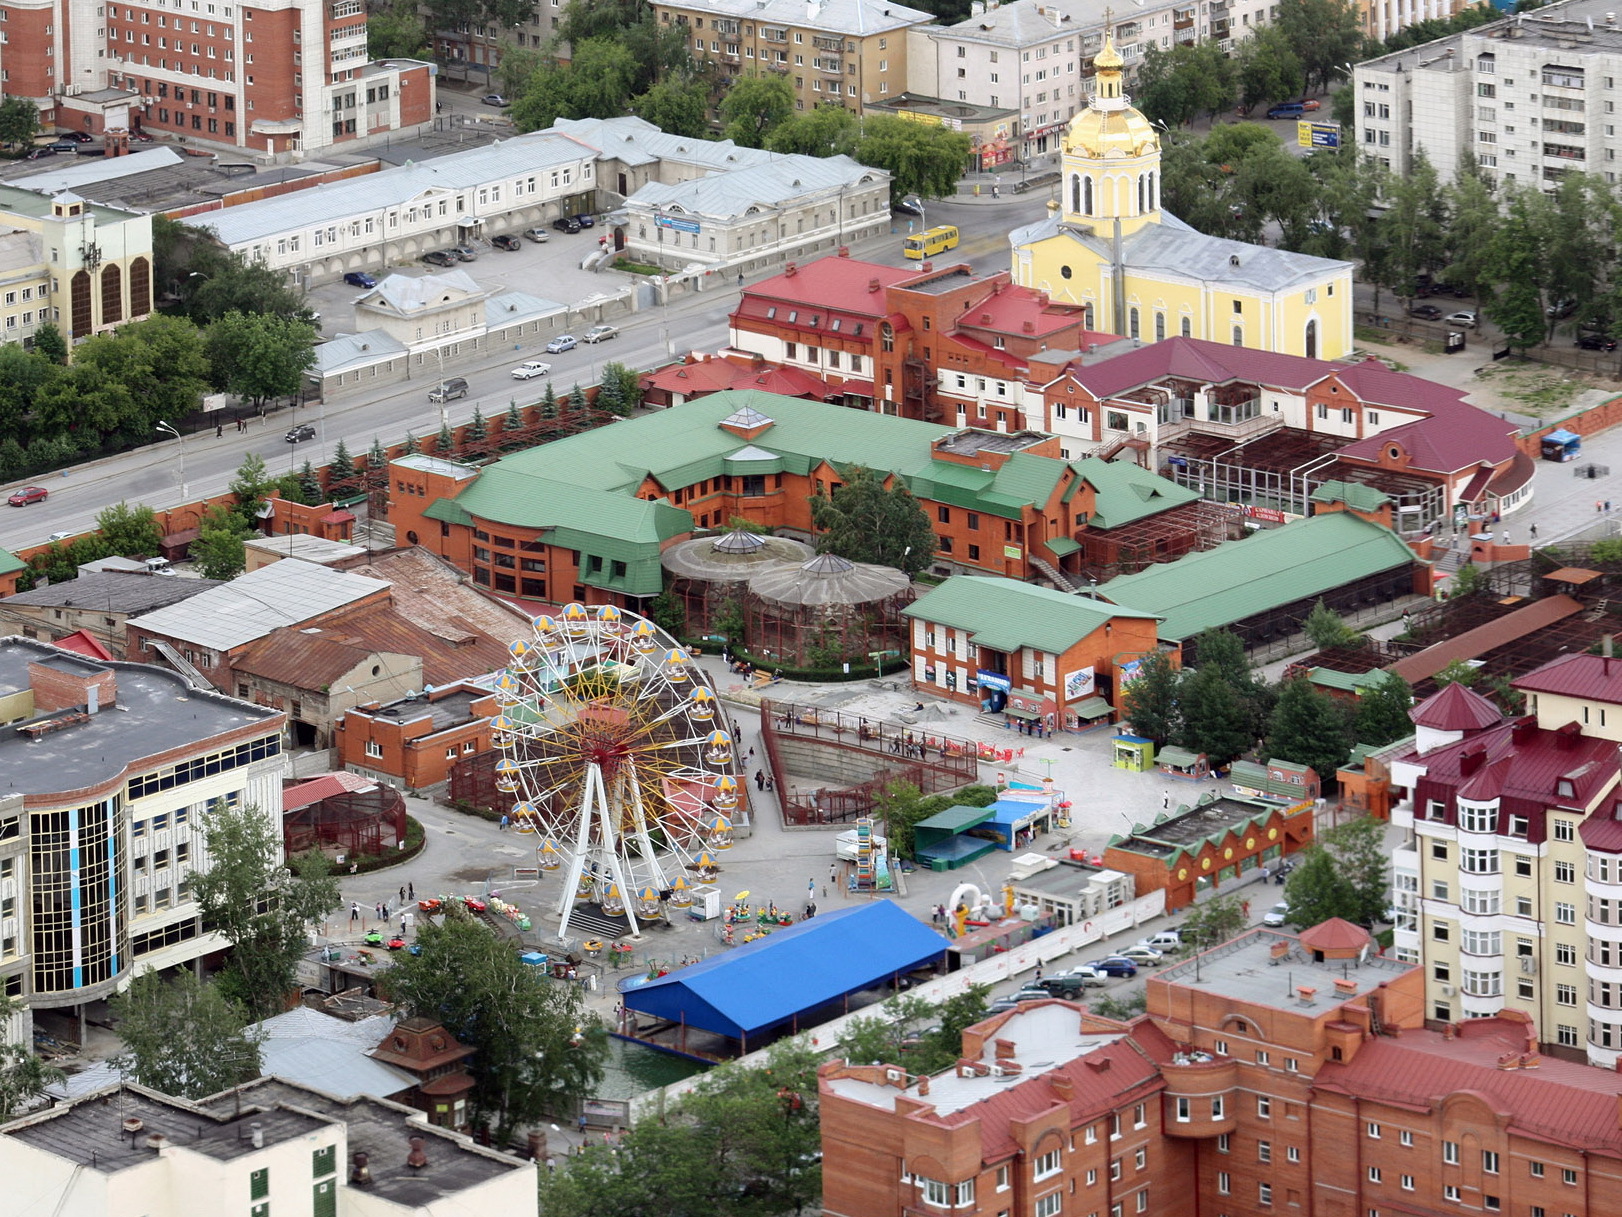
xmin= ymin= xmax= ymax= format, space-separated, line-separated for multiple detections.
xmin=1155 ymin=745 xmax=1201 ymax=767
xmin=915 ymin=804 xmax=995 ymax=833
xmin=1067 ymin=457 xmax=1200 ymax=529
xmin=1046 ymin=536 xmax=1081 ymax=556
xmin=1310 ymin=480 xmax=1392 ymax=513
xmin=905 ymin=575 xmax=1160 ymax=654
xmin=1307 ymin=666 xmax=1387 ymax=693
xmin=0 ymin=547 xmax=25 ymax=577
xmin=1097 ymin=514 xmax=1415 ymax=643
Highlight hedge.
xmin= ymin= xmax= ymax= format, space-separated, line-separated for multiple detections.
xmin=339 ymin=815 xmax=426 ymax=875
xmin=684 ymin=641 xmax=910 ymax=684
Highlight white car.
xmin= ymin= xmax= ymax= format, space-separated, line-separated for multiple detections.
xmin=1444 ymin=309 xmax=1478 ymax=328
xmin=511 ymin=360 xmax=552 ymax=380
xmin=1263 ymin=901 xmax=1291 ymax=927
xmin=1114 ymin=944 xmax=1164 ymax=967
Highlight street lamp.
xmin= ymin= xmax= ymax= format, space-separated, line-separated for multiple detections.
xmin=155 ymin=420 xmax=187 ymax=500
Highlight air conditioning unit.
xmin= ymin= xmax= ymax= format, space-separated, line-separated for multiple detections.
xmin=1520 ymin=956 xmax=1537 ymax=974
xmin=1440 ymin=984 xmax=1456 ymax=996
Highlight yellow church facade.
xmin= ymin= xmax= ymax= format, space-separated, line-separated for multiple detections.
xmin=1010 ymin=39 xmax=1354 ymax=362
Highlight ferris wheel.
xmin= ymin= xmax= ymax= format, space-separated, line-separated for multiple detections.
xmin=488 ymin=603 xmax=741 ymax=942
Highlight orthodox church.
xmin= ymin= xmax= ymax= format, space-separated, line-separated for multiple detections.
xmin=1010 ymin=36 xmax=1354 ymax=360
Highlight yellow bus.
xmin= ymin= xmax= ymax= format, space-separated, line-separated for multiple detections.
xmin=902 ymin=225 xmax=960 ymax=260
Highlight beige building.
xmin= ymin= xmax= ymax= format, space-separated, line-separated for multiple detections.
xmin=1388 ymin=660 xmax=1622 ymax=1066
xmin=650 ymin=0 xmax=936 ymax=115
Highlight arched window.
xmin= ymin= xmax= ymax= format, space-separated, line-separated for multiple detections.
xmin=1083 ymin=303 xmax=1095 ymax=329
xmin=1082 ymin=176 xmax=1094 ymax=216
xmin=1147 ymin=172 xmax=1156 ymax=210
xmin=1071 ymin=174 xmax=1082 ymax=214
xmin=1304 ymin=318 xmax=1318 ymax=359
xmin=100 ymin=263 xmax=123 ymax=325
xmin=1180 ymin=317 xmax=1192 ymax=338
xmin=1154 ymin=312 xmax=1165 ymax=341
xmin=1129 ymin=307 xmax=1140 ymax=339
xmin=1137 ymin=175 xmax=1145 ymax=213
xmin=1232 ymin=325 xmax=1244 ymax=347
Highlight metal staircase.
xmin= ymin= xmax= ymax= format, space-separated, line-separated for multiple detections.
xmin=143 ymin=638 xmax=215 ymax=690
xmin=1029 ymin=555 xmax=1079 ymax=593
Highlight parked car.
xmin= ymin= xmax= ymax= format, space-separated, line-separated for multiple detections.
xmin=1295 ymin=98 xmax=1322 ymax=111
xmin=582 ymin=324 xmax=620 ymax=344
xmin=64 ymin=131 xmax=94 ymax=142
xmin=428 ymin=377 xmax=469 ymax=403
xmin=1578 ymin=332 xmax=1618 ymax=352
xmin=511 ymin=360 xmax=552 ymax=380
xmin=1141 ymin=930 xmax=1184 ymax=952
xmin=1009 ymin=988 xmax=1052 ymax=1004
xmin=49 ymin=138 xmax=79 ymax=153
xmin=1443 ymin=309 xmax=1479 ymax=327
xmin=7 ymin=486 xmax=48 ymax=507
xmin=45 ymin=530 xmax=77 ymax=543
xmin=1114 ymin=944 xmax=1165 ymax=967
xmin=892 ymin=196 xmax=924 ymax=217
xmin=1035 ymin=973 xmax=1103 ymax=998
xmin=492 ymin=234 xmax=521 ymax=251
xmin=24 ymin=147 xmax=55 ymax=160
xmin=422 ymin=250 xmax=458 ymax=267
xmin=481 ymin=93 xmax=508 ymax=106
xmin=1408 ymin=304 xmax=1443 ymax=320
xmin=451 ymin=245 xmax=478 ymax=262
xmin=546 ymin=334 xmax=578 ymax=353
xmin=1263 ymin=901 xmax=1291 ymax=927
xmin=1060 ymin=964 xmax=1111 ymax=986
xmin=1547 ymin=297 xmax=1577 ymax=319
xmin=285 ymin=423 xmax=316 ymax=444
xmin=1265 ymin=102 xmax=1307 ymax=120
xmin=572 ymin=213 xmax=596 ymax=228
xmin=523 ymin=227 xmax=551 ymax=243
xmin=1085 ymin=957 xmax=1139 ymax=978
xmin=343 ymin=271 xmax=377 ymax=288
xmin=988 ymin=997 xmax=1021 ymax=1013
xmin=131 ymin=128 xmax=155 ymax=141
xmin=552 ymin=216 xmax=582 ymax=234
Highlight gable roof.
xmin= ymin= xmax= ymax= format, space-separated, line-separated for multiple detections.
xmin=127 ymin=560 xmax=389 ymax=651
xmin=740 ymin=256 xmax=914 ymax=316
xmin=1070 ymin=456 xmax=1200 ymax=528
xmin=632 ymin=155 xmax=883 ymax=220
xmin=1069 ymin=334 xmax=1343 ymax=401
xmin=1097 ymin=514 xmax=1416 ymax=643
xmin=905 ymin=575 xmax=1159 ymax=654
xmin=1512 ymin=652 xmax=1622 ymax=704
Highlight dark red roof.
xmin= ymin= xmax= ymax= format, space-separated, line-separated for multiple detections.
xmin=1408 ymin=716 xmax=1618 ymax=813
xmin=1333 ymin=363 xmax=1519 ymax=474
xmin=955 ymin=284 xmax=1084 ymax=339
xmin=53 ymin=629 xmax=114 ymax=660
xmin=642 ymin=357 xmax=833 ymax=400
xmin=1408 ymin=681 xmax=1501 ymax=732
xmin=1580 ymin=807 xmax=1622 ymax=853
xmin=1069 ymin=336 xmax=1344 ymax=400
xmin=1297 ymin=918 xmax=1371 ymax=952
xmin=1513 ymin=652 xmax=1622 ymax=702
xmin=737 ymin=256 xmax=912 ymax=318
xmin=1315 ymin=1017 xmax=1622 ymax=1152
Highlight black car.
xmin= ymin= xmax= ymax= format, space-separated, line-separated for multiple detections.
xmin=1409 ymin=304 xmax=1443 ymax=320
xmin=422 ymin=250 xmax=458 ymax=267
xmin=572 ymin=213 xmax=596 ymax=229
xmin=285 ymin=423 xmax=316 ymax=444
xmin=892 ymin=197 xmax=924 ymax=217
xmin=1578 ymin=333 xmax=1618 ymax=352
xmin=49 ymin=139 xmax=79 ymax=153
xmin=552 ymin=216 xmax=582 ymax=234
xmin=65 ymin=131 xmax=95 ymax=142
xmin=24 ymin=147 xmax=55 ymax=160
xmin=492 ymin=234 xmax=521 ymax=251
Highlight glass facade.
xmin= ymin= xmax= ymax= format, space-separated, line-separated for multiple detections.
xmin=30 ymin=797 xmax=123 ymax=996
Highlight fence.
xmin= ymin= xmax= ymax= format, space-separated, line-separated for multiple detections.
xmin=624 ymin=887 xmax=1168 ymax=1123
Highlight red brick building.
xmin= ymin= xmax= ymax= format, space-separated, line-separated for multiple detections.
xmin=821 ymin=920 xmax=1622 ymax=1217
xmin=335 ymin=681 xmax=499 ymax=791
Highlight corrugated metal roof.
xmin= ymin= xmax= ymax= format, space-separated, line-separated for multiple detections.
xmin=3 ymin=571 xmax=221 ymax=611
xmin=1511 ymin=652 xmax=1622 ymax=703
xmin=1071 ymin=456 xmax=1199 ymax=528
xmin=127 ymin=559 xmax=389 ymax=651
xmin=1386 ymin=595 xmax=1585 ymax=685
xmin=1098 ymin=514 xmax=1415 ymax=642
xmin=1408 ymin=681 xmax=1501 ymax=731
xmin=1310 ymin=480 xmax=1391 ymax=512
xmin=7 ymin=146 xmax=184 ymax=192
xmin=906 ymin=574 xmax=1159 ymax=654
xmin=313 ymin=329 xmax=408 ymax=376
xmin=632 ymin=155 xmax=884 ymax=219
xmin=1411 ymin=716 xmax=1618 ymax=813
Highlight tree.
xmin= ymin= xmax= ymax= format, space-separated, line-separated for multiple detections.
xmin=0 ymin=1000 xmax=62 ymax=1118
xmin=1178 ymin=663 xmax=1252 ymax=768
xmin=367 ymin=0 xmax=429 ymax=60
xmin=1180 ymin=893 xmax=1248 ymax=951
xmin=633 ymin=76 xmax=713 ymax=139
xmin=77 ymin=315 xmax=210 ymax=443
xmin=1122 ymin=649 xmax=1181 ymax=744
xmin=1135 ymin=41 xmax=1235 ymax=128
xmin=808 ymin=464 xmax=936 ymax=575
xmin=403 ymin=430 xmax=421 ymax=454
xmin=1276 ymin=0 xmax=1366 ymax=92
xmin=1482 ymin=185 xmax=1553 ymax=352
xmin=183 ymin=250 xmax=310 ymax=326
xmin=1233 ymin=27 xmax=1304 ymax=115
xmin=598 ymin=361 xmax=641 ymax=416
xmin=0 ymin=95 xmax=41 ymax=148
xmin=1441 ymin=154 xmax=1500 ymax=305
xmin=204 ymin=311 xmax=317 ymax=410
xmin=1234 ymin=142 xmax=1320 ymax=249
xmin=229 ymin=451 xmax=278 ymax=526
xmin=298 ymin=460 xmax=324 ymax=504
xmin=95 ymin=501 xmax=165 ymax=557
xmin=192 ymin=504 xmax=251 ymax=580
xmin=767 ymin=104 xmax=861 ymax=158
xmin=502 ymin=401 xmax=523 ymax=433
xmin=648 ymin=586 xmax=686 ymax=637
xmin=1322 ymin=814 xmax=1389 ymax=925
xmin=496 ymin=43 xmax=547 ymax=104
xmin=110 ymin=969 xmax=262 ymax=1099
xmin=719 ymin=74 xmax=795 ymax=148
xmin=1304 ymin=598 xmax=1363 ymax=650
xmin=511 ymin=39 xmax=641 ymax=132
xmin=465 ymin=407 xmax=488 ymax=444
xmin=329 ymin=438 xmax=355 ymax=483
xmin=1433 ymin=657 xmax=1480 ymax=688
xmin=436 ymin=420 xmax=456 ymax=453
xmin=385 ymin=916 xmax=606 ymax=1140
xmin=1266 ymin=677 xmax=1352 ymax=791
xmin=1354 ymin=671 xmax=1414 ymax=746
xmin=32 ymin=322 xmax=68 ymax=365
xmin=567 ymin=382 xmax=590 ymax=416
xmin=191 ymin=798 xmax=340 ymax=1018
xmin=539 ymin=381 xmax=559 ymax=420
xmin=1189 ymin=628 xmax=1273 ymax=737
xmin=855 ymin=116 xmax=972 ymax=202
xmin=1281 ymin=845 xmax=1358 ymax=928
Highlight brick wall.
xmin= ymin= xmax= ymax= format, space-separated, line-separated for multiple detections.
xmin=27 ymin=660 xmax=117 ymax=713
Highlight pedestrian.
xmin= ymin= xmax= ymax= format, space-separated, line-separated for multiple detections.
xmin=216 ymin=422 xmax=223 ymax=438
xmin=579 ymin=1113 xmax=588 ymax=1135
xmin=1599 ymin=500 xmax=1605 ymax=514
xmin=546 ymin=1156 xmax=556 ymax=1174
xmin=399 ymin=885 xmax=406 ymax=905
xmin=408 ymin=881 xmax=414 ymax=901
xmin=1500 ymin=530 xmax=1509 ymax=545
xmin=400 ymin=916 xmax=407 ymax=935
xmin=374 ymin=902 xmax=383 ymax=920
xmin=500 ymin=813 xmax=509 ymax=831
xmin=808 ymin=877 xmax=816 ymax=898
xmin=1034 ymin=964 xmax=1043 ymax=981
xmin=829 ymin=863 xmax=837 ymax=885
xmin=765 ymin=775 xmax=775 ymax=792
xmin=1242 ymin=899 xmax=1251 ymax=919
xmin=382 ymin=901 xmax=389 ymax=920
xmin=1162 ymin=789 xmax=1171 ymax=810
xmin=350 ymin=901 xmax=360 ymax=924
xmin=754 ymin=770 xmax=764 ymax=791
xmin=1530 ymin=523 xmax=1539 ymax=540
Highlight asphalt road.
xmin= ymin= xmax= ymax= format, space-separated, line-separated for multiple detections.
xmin=0 ymin=194 xmax=1044 ymax=554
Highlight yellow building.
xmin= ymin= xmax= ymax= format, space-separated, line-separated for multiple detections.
xmin=650 ymin=0 xmax=934 ymax=117
xmin=1009 ymin=37 xmax=1354 ymax=361
xmin=0 ymin=187 xmax=154 ymax=349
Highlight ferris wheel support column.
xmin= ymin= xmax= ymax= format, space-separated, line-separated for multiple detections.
xmin=596 ymin=765 xmax=643 ymax=940
xmin=624 ymin=762 xmax=673 ymax=894
xmin=553 ymin=764 xmax=603 ymax=942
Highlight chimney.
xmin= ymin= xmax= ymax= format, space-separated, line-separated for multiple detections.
xmin=146 ymin=1132 xmax=167 ymax=1152
xmin=250 ymin=1123 xmax=264 ymax=1149
xmin=1459 ymin=744 xmax=1487 ymax=776
xmin=917 ymin=1075 xmax=930 ymax=1096
xmin=406 ymin=1136 xmax=429 ymax=1169
xmin=837 ymin=245 xmax=850 ymax=257
xmin=784 ymin=261 xmax=797 ymax=277
xmin=922 ymin=261 xmax=933 ymax=272
xmin=351 ymin=1151 xmax=373 ymax=1185
xmin=122 ymin=1117 xmax=144 ymax=1139
xmin=994 ymin=1038 xmax=1017 ymax=1061
xmin=868 ymin=277 xmax=881 ymax=292
xmin=1050 ymin=1074 xmax=1074 ymax=1100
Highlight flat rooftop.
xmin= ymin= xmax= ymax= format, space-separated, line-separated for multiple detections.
xmin=3 ymin=571 xmax=222 ymax=613
xmin=1010 ymin=859 xmax=1101 ymax=897
xmin=0 ymin=637 xmax=280 ymax=796
xmin=825 ymin=1002 xmax=1124 ymax=1116
xmin=362 ymin=688 xmax=484 ymax=733
xmin=935 ymin=429 xmax=1050 ymax=458
xmin=1157 ymin=928 xmax=1415 ymax=1011
xmin=1115 ymin=796 xmax=1276 ymax=858
xmin=1362 ymin=0 xmax=1622 ymax=70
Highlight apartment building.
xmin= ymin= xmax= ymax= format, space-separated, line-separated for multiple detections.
xmin=0 ymin=0 xmax=433 ymax=157
xmin=1354 ymin=0 xmax=1622 ymax=186
xmin=649 ymin=0 xmax=935 ymax=116
xmin=1386 ymin=655 xmax=1622 ymax=1066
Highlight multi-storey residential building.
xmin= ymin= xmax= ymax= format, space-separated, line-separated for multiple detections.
xmin=1387 ymin=656 xmax=1622 ymax=1065
xmin=1354 ymin=0 xmax=1622 ymax=186
xmin=649 ymin=0 xmax=935 ymax=117
xmin=0 ymin=635 xmax=286 ymax=1044
xmin=822 ymin=919 xmax=1622 ymax=1217
xmin=0 ymin=0 xmax=433 ymax=157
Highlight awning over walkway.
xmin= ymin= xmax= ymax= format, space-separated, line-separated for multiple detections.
xmin=1067 ymin=696 xmax=1112 ymax=719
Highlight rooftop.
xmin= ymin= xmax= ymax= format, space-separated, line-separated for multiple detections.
xmin=2 ymin=571 xmax=222 ymax=613
xmin=630 ymin=155 xmax=885 ymax=219
xmin=357 ymin=687 xmax=488 ymax=733
xmin=1397 ymin=715 xmax=1619 ymax=810
xmin=1111 ymin=794 xmax=1281 ymax=859
xmin=935 ymin=428 xmax=1049 ymax=457
xmin=1360 ymin=0 xmax=1622 ymax=71
xmin=655 ymin=0 xmax=934 ymax=35
xmin=1512 ymin=651 xmax=1622 ymax=703
xmin=905 ymin=575 xmax=1158 ymax=656
xmin=0 ymin=184 xmax=144 ymax=229
xmin=0 ymin=637 xmax=281 ymax=797
xmin=1155 ymin=927 xmax=1415 ymax=1011
xmin=126 ymin=559 xmax=390 ymax=652
xmin=1408 ymin=680 xmax=1502 ymax=732
xmin=244 ymin=535 xmax=369 ymax=565
xmin=737 ymin=254 xmax=915 ymax=317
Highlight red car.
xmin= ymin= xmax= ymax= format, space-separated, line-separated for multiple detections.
xmin=7 ymin=486 xmax=47 ymax=507
xmin=461 ymin=896 xmax=488 ymax=913
xmin=1297 ymin=98 xmax=1322 ymax=111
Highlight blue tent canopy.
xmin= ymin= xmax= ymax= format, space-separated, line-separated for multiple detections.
xmin=622 ymin=901 xmax=946 ymax=1041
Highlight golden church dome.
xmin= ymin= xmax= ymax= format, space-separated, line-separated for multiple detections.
xmin=1063 ymin=31 xmax=1160 ymax=159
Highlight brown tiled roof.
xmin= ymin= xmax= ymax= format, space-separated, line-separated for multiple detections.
xmin=1386 ymin=595 xmax=1584 ymax=685
xmin=341 ymin=548 xmax=530 ymax=656
xmin=236 ymin=628 xmax=395 ymax=688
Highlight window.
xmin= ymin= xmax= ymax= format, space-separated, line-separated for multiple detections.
xmin=1443 ymin=1141 xmax=1459 ymax=1165
xmin=1135 ymin=1148 xmax=1146 ymax=1170
xmin=1557 ymin=984 xmax=1578 ymax=1005
xmin=364 ymin=740 xmax=382 ymax=759
xmin=1555 ymin=860 xmax=1576 ymax=883
xmin=1257 ymin=1097 xmax=1271 ymax=1118
xmin=1217 ymin=1172 xmax=1230 ymax=1195
xmin=1402 ymin=1175 xmax=1415 ymax=1191
xmin=251 ymin=1168 xmax=269 ymax=1199
xmin=1175 ymin=1097 xmax=1191 ymax=1122
xmin=1258 ymin=1141 xmax=1272 ymax=1163
xmin=1482 ymin=1151 xmax=1499 ymax=1174
xmin=1211 ymin=1097 xmax=1225 ymax=1119
xmin=1531 ymin=1162 xmax=1546 ymax=1178
xmin=1035 ymin=1149 xmax=1061 ymax=1179
xmin=921 ymin=1178 xmax=949 ymax=1206
xmin=1217 ymin=1134 xmax=1230 ymax=1153
xmin=1259 ymin=1183 xmax=1272 ymax=1206
xmin=1035 ymin=1195 xmax=1062 ymax=1217
xmin=1400 ymin=1131 xmax=1413 ymax=1147
xmin=1367 ymin=1123 xmax=1381 ymax=1139
xmin=1557 ymin=902 xmax=1577 ymax=925
xmin=1369 ymin=1167 xmax=1382 ymax=1182
xmin=1554 ymin=819 xmax=1575 ymax=842
xmin=1445 ymin=1186 xmax=1461 ymax=1202
xmin=1563 ymin=1168 xmax=1577 ymax=1185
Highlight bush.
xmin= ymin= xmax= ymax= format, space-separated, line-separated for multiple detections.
xmin=695 ymin=642 xmax=910 ymax=683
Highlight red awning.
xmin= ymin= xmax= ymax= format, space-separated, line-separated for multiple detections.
xmin=835 ymin=380 xmax=875 ymax=397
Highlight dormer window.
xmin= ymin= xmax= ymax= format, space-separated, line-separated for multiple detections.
xmin=1557 ymin=778 xmax=1576 ymax=799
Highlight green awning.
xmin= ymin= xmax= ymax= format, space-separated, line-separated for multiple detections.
xmin=1068 ymin=696 xmax=1113 ymax=719
xmin=1046 ymin=536 xmax=1081 ymax=556
xmin=1004 ymin=706 xmax=1040 ymax=721
xmin=1156 ymin=745 xmax=1201 ymax=766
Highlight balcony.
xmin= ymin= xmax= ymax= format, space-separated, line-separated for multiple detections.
xmin=816 ymin=57 xmax=844 ymax=75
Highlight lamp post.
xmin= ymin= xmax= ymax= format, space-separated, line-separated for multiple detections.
xmin=155 ymin=420 xmax=187 ymax=500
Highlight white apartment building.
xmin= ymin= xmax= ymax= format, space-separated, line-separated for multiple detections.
xmin=1354 ymin=0 xmax=1622 ymax=187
